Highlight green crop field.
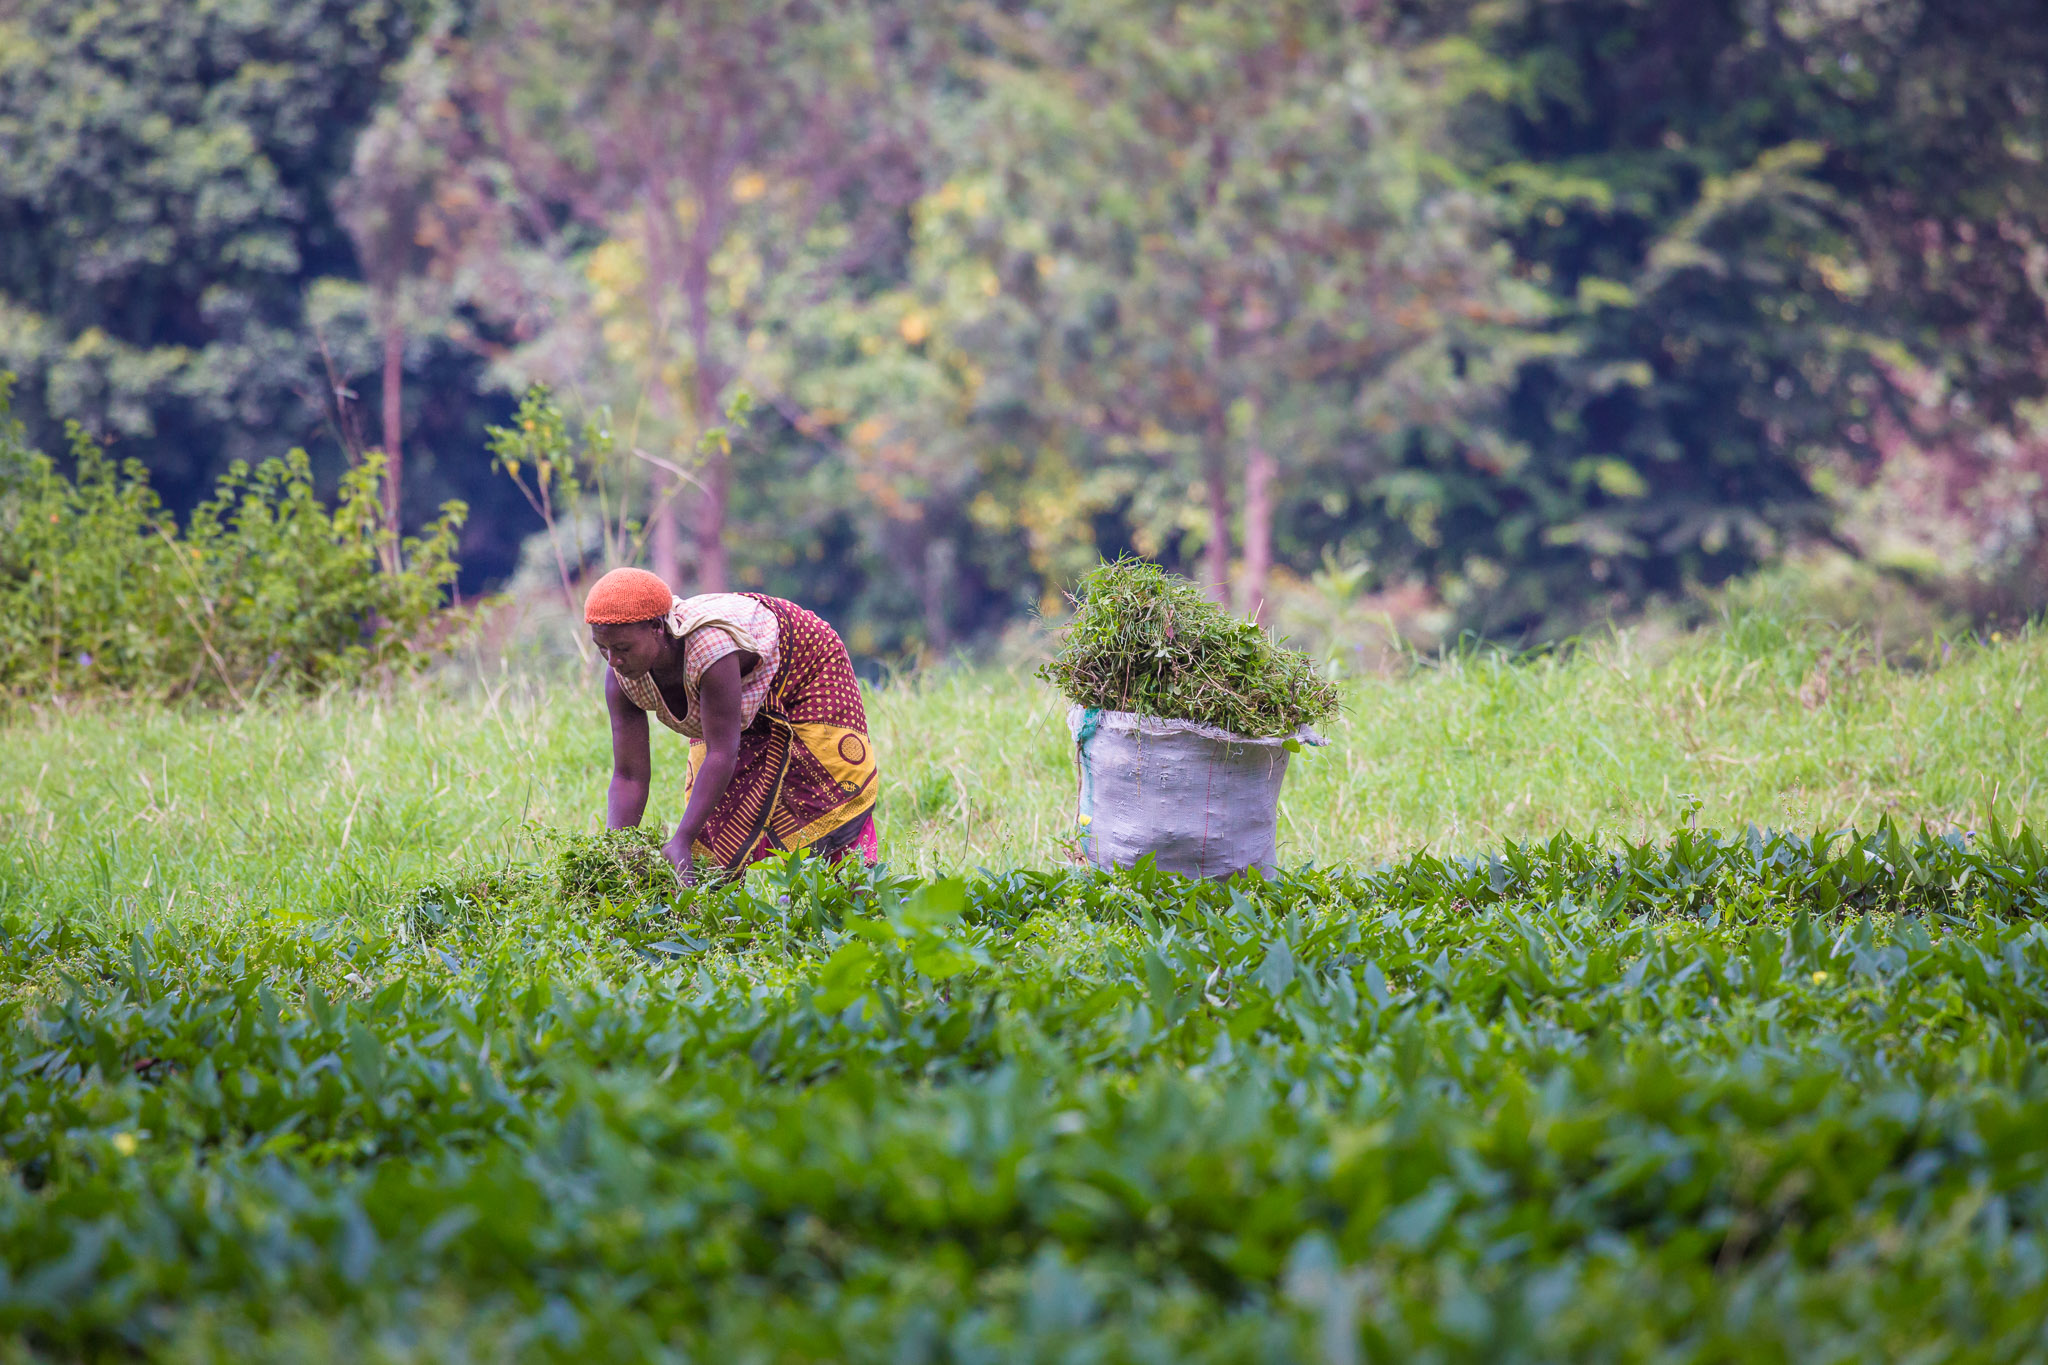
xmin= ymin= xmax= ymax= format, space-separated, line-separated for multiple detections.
xmin=5 ymin=613 xmax=2048 ymax=1361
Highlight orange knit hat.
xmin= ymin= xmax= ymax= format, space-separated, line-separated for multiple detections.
xmin=583 ymin=567 xmax=676 ymax=625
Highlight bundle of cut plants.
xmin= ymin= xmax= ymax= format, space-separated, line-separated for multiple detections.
xmin=1038 ymin=558 xmax=1338 ymax=880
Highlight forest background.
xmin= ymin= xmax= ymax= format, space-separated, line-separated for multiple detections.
xmin=3 ymin=0 xmax=2045 ymax=669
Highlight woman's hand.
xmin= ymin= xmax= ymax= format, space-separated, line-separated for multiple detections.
xmin=662 ymin=829 xmax=698 ymax=886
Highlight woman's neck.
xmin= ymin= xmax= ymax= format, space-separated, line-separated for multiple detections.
xmin=645 ymin=636 xmax=690 ymax=684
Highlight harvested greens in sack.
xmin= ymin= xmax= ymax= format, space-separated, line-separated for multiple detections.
xmin=1042 ymin=560 xmax=1339 ymax=879
xmin=1069 ymin=707 xmax=1322 ymax=879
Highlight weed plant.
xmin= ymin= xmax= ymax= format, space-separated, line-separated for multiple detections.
xmin=1037 ymin=558 xmax=1340 ymax=736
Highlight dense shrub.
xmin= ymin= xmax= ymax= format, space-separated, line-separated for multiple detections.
xmin=0 ymin=376 xmax=467 ymax=704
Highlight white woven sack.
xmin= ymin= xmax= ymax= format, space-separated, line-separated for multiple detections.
xmin=1068 ymin=706 xmax=1321 ymax=880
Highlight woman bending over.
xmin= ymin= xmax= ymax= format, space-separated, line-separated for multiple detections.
xmin=584 ymin=567 xmax=878 ymax=883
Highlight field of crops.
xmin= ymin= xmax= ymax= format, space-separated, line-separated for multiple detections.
xmin=5 ymin=617 xmax=2048 ymax=1360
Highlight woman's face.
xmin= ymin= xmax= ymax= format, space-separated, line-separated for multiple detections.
xmin=590 ymin=620 xmax=667 ymax=675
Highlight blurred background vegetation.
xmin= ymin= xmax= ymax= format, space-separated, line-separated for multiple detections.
xmin=3 ymin=0 xmax=2044 ymax=671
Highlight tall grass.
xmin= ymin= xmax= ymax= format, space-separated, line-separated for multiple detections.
xmin=3 ymin=609 xmax=2041 ymax=928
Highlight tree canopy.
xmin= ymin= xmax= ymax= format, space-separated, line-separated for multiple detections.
xmin=2 ymin=0 xmax=2042 ymax=652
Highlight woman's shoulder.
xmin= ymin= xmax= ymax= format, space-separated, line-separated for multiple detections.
xmin=677 ymin=592 xmax=779 ymax=639
xmin=677 ymin=591 xmax=769 ymax=613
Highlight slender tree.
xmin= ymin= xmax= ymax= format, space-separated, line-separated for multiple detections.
xmin=883 ymin=0 xmax=1526 ymax=611
xmin=418 ymin=0 xmax=921 ymax=589
xmin=335 ymin=47 xmax=453 ymax=549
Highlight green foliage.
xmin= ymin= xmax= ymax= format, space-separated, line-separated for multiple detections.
xmin=6 ymin=820 xmax=2048 ymax=1356
xmin=549 ymin=826 xmax=675 ymax=904
xmin=1369 ymin=0 xmax=2048 ymax=635
xmin=6 ymin=0 xmax=2048 ymax=655
xmin=0 ymin=0 xmax=425 ymax=479
xmin=487 ymin=386 xmax=595 ymax=509
xmin=6 ymin=615 xmax=2048 ymax=1357
xmin=482 ymin=382 xmax=759 ymax=618
xmin=859 ymin=0 xmax=1525 ymax=613
xmin=1037 ymin=558 xmax=1339 ymax=736
xmin=775 ymin=0 xmax=2047 ymax=648
xmin=0 ymin=375 xmax=469 ymax=704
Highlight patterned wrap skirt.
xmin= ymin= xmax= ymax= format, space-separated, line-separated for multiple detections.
xmin=679 ymin=595 xmax=879 ymax=870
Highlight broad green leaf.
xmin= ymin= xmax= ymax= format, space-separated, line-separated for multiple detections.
xmin=1257 ymin=939 xmax=1296 ymax=995
xmin=814 ymin=940 xmax=879 ymax=1012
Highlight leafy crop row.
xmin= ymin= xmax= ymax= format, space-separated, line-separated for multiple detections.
xmin=4 ymin=822 xmax=2047 ymax=1360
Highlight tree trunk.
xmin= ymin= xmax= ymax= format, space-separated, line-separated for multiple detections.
xmin=649 ymin=485 xmax=685 ymax=589
xmin=1240 ymin=440 xmax=1276 ymax=623
xmin=694 ymin=443 xmax=729 ymax=593
xmin=379 ymin=309 xmax=404 ymax=566
xmin=688 ymin=316 xmax=729 ymax=592
xmin=1202 ymin=445 xmax=1233 ymax=608
xmin=1199 ymin=284 xmax=1234 ymax=607
xmin=683 ymin=200 xmax=729 ymax=594
xmin=922 ymin=532 xmax=954 ymax=656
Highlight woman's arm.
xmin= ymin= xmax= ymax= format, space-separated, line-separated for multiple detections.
xmin=664 ymin=651 xmax=744 ymax=882
xmin=605 ymin=669 xmax=653 ymax=830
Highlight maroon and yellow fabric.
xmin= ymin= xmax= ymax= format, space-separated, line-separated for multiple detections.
xmin=619 ymin=593 xmax=878 ymax=871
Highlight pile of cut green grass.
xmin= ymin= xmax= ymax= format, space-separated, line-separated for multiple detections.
xmin=1037 ymin=557 xmax=1340 ymax=737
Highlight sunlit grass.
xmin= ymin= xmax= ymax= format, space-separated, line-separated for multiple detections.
xmin=3 ymin=609 xmax=2042 ymax=928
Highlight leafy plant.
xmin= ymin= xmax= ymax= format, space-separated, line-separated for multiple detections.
xmin=1038 ymin=557 xmax=1340 ymax=736
xmin=6 ymin=819 xmax=2048 ymax=1357
xmin=486 ymin=382 xmax=759 ymax=657
xmin=550 ymin=825 xmax=678 ymax=904
xmin=0 ymin=376 xmax=469 ymax=705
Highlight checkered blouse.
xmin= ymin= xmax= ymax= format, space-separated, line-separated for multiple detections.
xmin=613 ymin=592 xmax=781 ymax=738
